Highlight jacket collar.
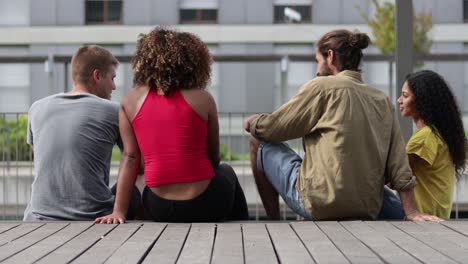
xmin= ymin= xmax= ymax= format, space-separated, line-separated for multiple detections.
xmin=337 ymin=70 xmax=363 ymax=82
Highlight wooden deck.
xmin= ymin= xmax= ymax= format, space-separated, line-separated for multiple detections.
xmin=0 ymin=221 xmax=468 ymax=263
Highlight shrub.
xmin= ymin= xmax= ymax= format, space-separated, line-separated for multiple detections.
xmin=0 ymin=115 xmax=31 ymax=161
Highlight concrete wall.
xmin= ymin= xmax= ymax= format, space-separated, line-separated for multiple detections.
xmin=313 ymin=0 xmax=369 ymax=24
xmin=0 ymin=0 xmax=467 ymax=115
xmin=219 ymin=0 xmax=273 ymax=24
xmin=31 ymin=0 xmax=84 ymax=25
xmin=124 ymin=0 xmax=178 ymax=25
xmin=411 ymin=0 xmax=462 ymax=24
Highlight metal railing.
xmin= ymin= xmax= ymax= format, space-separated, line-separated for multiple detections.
xmin=1 ymin=113 xmax=467 ymax=220
xmin=1 ymin=53 xmax=467 ymax=220
xmin=1 ymin=52 xmax=467 ymax=115
xmin=0 ymin=112 xmax=304 ymax=220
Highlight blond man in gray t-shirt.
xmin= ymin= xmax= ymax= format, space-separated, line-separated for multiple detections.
xmin=24 ymin=45 xmax=140 ymax=220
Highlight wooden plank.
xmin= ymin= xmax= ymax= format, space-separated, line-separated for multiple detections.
xmin=73 ymin=223 xmax=142 ymax=264
xmin=35 ymin=224 xmax=116 ymax=264
xmin=0 ymin=223 xmax=44 ymax=246
xmin=340 ymin=221 xmax=419 ymax=264
xmin=416 ymin=222 xmax=468 ymax=250
xmin=3 ymin=223 xmax=93 ymax=264
xmin=0 ymin=223 xmax=68 ymax=262
xmin=0 ymin=223 xmax=20 ymax=234
xmin=442 ymin=221 xmax=468 ymax=236
xmin=211 ymin=224 xmax=244 ymax=264
xmin=316 ymin=222 xmax=382 ymax=264
xmin=242 ymin=223 xmax=277 ymax=264
xmin=291 ymin=222 xmax=348 ymax=264
xmin=105 ymin=223 xmax=166 ymax=264
xmin=267 ymin=223 xmax=314 ymax=263
xmin=142 ymin=224 xmax=190 ymax=264
xmin=178 ymin=223 xmax=215 ymax=264
xmin=392 ymin=222 xmax=468 ymax=263
xmin=366 ymin=221 xmax=457 ymax=263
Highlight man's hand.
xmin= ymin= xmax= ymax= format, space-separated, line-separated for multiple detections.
xmin=399 ymin=188 xmax=442 ymax=222
xmin=95 ymin=212 xmax=126 ymax=224
xmin=405 ymin=211 xmax=443 ymax=222
xmin=244 ymin=114 xmax=260 ymax=133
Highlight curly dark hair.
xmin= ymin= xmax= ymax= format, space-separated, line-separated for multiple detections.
xmin=406 ymin=70 xmax=467 ymax=177
xmin=131 ymin=27 xmax=212 ymax=95
xmin=317 ymin=29 xmax=371 ymax=72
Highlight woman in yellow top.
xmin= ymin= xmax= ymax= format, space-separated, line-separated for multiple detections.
xmin=398 ymin=70 xmax=466 ymax=219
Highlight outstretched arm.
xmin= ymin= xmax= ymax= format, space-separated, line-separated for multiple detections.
xmin=385 ymin=105 xmax=441 ymax=222
xmin=246 ymin=80 xmax=323 ymax=142
xmin=399 ymin=188 xmax=442 ymax=222
xmin=95 ymin=103 xmax=140 ymax=224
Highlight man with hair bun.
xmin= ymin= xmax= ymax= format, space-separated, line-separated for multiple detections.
xmin=245 ymin=29 xmax=441 ymax=221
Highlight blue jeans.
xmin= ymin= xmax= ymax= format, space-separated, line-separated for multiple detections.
xmin=257 ymin=142 xmax=313 ymax=219
xmin=258 ymin=142 xmax=406 ymax=220
xmin=378 ymin=186 xmax=405 ymax=220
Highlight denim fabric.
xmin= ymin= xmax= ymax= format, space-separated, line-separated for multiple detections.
xmin=257 ymin=142 xmax=313 ymax=220
xmin=378 ymin=186 xmax=405 ymax=220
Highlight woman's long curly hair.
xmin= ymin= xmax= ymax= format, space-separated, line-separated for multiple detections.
xmin=131 ymin=27 xmax=212 ymax=95
xmin=406 ymin=70 xmax=467 ymax=177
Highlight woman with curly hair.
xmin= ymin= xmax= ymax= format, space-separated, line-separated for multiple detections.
xmin=398 ymin=70 xmax=467 ymax=219
xmin=95 ymin=27 xmax=248 ymax=223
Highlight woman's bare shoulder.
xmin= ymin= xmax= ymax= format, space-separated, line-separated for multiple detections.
xmin=121 ymin=86 xmax=150 ymax=120
xmin=122 ymin=86 xmax=149 ymax=104
xmin=183 ymin=89 xmax=215 ymax=102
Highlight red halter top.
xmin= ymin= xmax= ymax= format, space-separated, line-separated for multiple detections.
xmin=132 ymin=89 xmax=214 ymax=187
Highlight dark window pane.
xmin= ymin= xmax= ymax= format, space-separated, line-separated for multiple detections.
xmin=274 ymin=6 xmax=285 ymax=22
xmin=464 ymin=0 xmax=468 ymax=22
xmin=86 ymin=1 xmax=104 ymax=24
xmin=108 ymin=1 xmax=122 ymax=22
xmin=86 ymin=0 xmax=122 ymax=25
xmin=274 ymin=5 xmax=312 ymax=24
xmin=180 ymin=9 xmax=217 ymax=24
xmin=202 ymin=9 xmax=217 ymax=21
xmin=180 ymin=9 xmax=198 ymax=22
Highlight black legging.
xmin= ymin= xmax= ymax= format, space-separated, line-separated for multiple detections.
xmin=111 ymin=185 xmax=141 ymax=220
xmin=143 ymin=163 xmax=249 ymax=222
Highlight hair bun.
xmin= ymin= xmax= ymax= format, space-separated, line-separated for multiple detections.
xmin=349 ymin=32 xmax=370 ymax=49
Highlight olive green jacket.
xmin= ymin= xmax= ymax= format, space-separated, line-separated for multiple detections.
xmin=251 ymin=70 xmax=415 ymax=220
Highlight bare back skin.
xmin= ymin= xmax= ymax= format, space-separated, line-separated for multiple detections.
xmin=122 ymin=86 xmax=220 ymax=200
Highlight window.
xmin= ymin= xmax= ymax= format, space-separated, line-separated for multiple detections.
xmin=274 ymin=5 xmax=312 ymax=24
xmin=179 ymin=0 xmax=218 ymax=24
xmin=464 ymin=0 xmax=468 ymax=22
xmin=85 ymin=0 xmax=122 ymax=25
xmin=180 ymin=9 xmax=217 ymax=24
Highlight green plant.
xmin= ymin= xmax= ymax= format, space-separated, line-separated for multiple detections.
xmin=111 ymin=144 xmax=249 ymax=163
xmin=356 ymin=0 xmax=433 ymax=55
xmin=111 ymin=147 xmax=121 ymax=162
xmin=0 ymin=115 xmax=31 ymax=161
xmin=220 ymin=144 xmax=248 ymax=161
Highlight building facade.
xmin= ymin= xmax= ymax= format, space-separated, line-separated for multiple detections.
xmin=0 ymin=0 xmax=467 ymax=118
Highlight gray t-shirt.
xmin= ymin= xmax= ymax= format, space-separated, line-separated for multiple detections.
xmin=24 ymin=93 xmax=120 ymax=221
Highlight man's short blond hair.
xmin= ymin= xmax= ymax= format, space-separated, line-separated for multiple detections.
xmin=71 ymin=45 xmax=119 ymax=85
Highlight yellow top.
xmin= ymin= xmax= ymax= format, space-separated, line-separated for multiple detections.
xmin=406 ymin=126 xmax=455 ymax=219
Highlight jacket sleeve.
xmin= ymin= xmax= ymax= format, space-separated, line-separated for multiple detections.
xmin=250 ymin=79 xmax=323 ymax=142
xmin=386 ymin=107 xmax=416 ymax=191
